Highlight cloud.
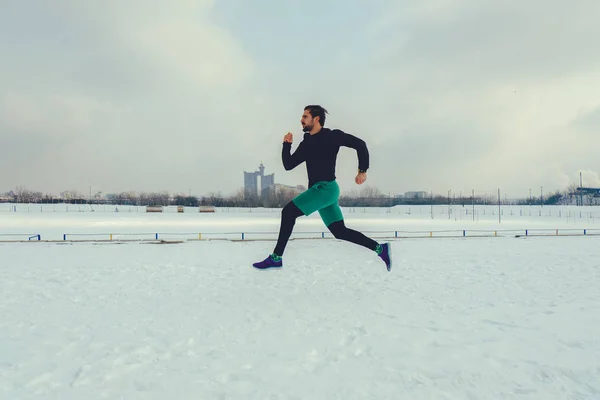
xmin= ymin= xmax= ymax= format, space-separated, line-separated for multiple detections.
xmin=1 ymin=0 xmax=599 ymax=199
xmin=571 ymin=104 xmax=600 ymax=134
xmin=369 ymin=1 xmax=600 ymax=81
xmin=343 ymin=0 xmax=600 ymax=195
xmin=0 ymin=91 xmax=109 ymax=138
xmin=0 ymin=0 xmax=267 ymax=195
xmin=69 ymin=0 xmax=253 ymax=89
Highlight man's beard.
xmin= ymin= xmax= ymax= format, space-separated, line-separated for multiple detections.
xmin=302 ymin=123 xmax=312 ymax=132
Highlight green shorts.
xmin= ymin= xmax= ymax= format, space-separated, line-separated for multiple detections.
xmin=292 ymin=180 xmax=343 ymax=227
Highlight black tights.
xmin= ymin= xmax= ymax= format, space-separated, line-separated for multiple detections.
xmin=273 ymin=201 xmax=379 ymax=256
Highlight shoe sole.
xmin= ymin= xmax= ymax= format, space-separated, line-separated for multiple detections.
xmin=252 ymin=264 xmax=282 ymax=270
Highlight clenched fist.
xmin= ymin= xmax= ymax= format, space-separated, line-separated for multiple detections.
xmin=355 ymin=172 xmax=367 ymax=185
xmin=283 ymin=132 xmax=293 ymax=143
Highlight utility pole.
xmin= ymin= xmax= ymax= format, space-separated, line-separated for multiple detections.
xmin=498 ymin=188 xmax=501 ymax=223
xmin=448 ymin=189 xmax=451 ymax=219
xmin=472 ymin=189 xmax=475 ymax=221
xmin=580 ymin=172 xmax=583 ymax=206
xmin=430 ymin=191 xmax=433 ymax=219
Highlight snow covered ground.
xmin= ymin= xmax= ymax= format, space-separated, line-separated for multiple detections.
xmin=1 ymin=205 xmax=600 ymax=399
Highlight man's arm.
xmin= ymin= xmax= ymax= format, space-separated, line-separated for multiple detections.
xmin=282 ymin=134 xmax=306 ymax=171
xmin=337 ymin=130 xmax=369 ymax=173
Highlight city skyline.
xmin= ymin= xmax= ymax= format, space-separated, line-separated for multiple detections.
xmin=1 ymin=178 xmax=590 ymax=204
xmin=2 ymin=161 xmax=599 ymax=202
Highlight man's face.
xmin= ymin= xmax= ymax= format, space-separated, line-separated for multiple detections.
xmin=301 ymin=110 xmax=317 ymax=132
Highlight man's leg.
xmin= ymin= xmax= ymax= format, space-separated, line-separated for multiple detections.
xmin=327 ymin=219 xmax=379 ymax=250
xmin=252 ymin=189 xmax=317 ymax=269
xmin=272 ymin=182 xmax=334 ymax=257
xmin=320 ymin=203 xmax=393 ymax=271
xmin=273 ymin=201 xmax=304 ymax=257
xmin=320 ymin=204 xmax=377 ymax=250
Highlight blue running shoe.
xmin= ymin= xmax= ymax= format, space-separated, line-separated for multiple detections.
xmin=252 ymin=254 xmax=282 ymax=269
xmin=378 ymin=242 xmax=392 ymax=271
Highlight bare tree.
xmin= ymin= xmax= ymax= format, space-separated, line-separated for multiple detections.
xmin=12 ymin=186 xmax=43 ymax=203
xmin=564 ymin=183 xmax=579 ymax=205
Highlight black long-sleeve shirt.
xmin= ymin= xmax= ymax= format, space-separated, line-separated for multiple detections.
xmin=282 ymin=127 xmax=369 ymax=189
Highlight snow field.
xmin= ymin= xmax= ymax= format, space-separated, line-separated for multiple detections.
xmin=1 ymin=215 xmax=599 ymax=399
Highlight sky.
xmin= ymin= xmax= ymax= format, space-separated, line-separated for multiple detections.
xmin=1 ymin=0 xmax=599 ymax=199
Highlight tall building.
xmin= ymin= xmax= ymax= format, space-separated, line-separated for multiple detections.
xmin=244 ymin=162 xmax=275 ymax=199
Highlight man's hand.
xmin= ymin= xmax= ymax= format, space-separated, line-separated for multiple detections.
xmin=355 ymin=172 xmax=367 ymax=184
xmin=283 ymin=132 xmax=293 ymax=143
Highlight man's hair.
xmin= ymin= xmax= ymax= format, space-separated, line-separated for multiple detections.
xmin=304 ymin=105 xmax=328 ymax=126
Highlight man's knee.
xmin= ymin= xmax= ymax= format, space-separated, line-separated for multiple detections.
xmin=282 ymin=201 xmax=303 ymax=220
xmin=327 ymin=220 xmax=347 ymax=239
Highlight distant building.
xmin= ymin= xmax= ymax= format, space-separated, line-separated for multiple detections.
xmin=266 ymin=183 xmax=305 ymax=198
xmin=404 ymin=191 xmax=428 ymax=199
xmin=574 ymin=187 xmax=600 ymax=206
xmin=244 ymin=162 xmax=275 ymax=199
